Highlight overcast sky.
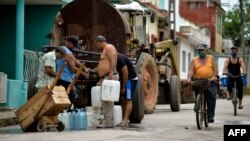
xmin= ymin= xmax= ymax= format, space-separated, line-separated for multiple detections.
xmin=221 ymin=0 xmax=238 ymax=11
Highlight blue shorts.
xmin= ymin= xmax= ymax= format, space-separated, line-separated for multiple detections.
xmin=120 ymin=79 xmax=137 ymax=100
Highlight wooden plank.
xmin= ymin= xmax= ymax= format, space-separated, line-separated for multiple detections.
xmin=17 ymin=92 xmax=48 ymax=121
xmin=16 ymin=88 xmax=48 ymax=115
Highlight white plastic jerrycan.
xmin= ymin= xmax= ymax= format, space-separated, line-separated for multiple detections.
xmin=85 ymin=106 xmax=101 ymax=128
xmin=101 ymin=80 xmax=120 ymax=102
xmin=91 ymin=86 xmax=102 ymax=107
xmin=113 ymin=105 xmax=122 ymax=126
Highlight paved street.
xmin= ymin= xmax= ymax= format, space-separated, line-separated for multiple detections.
xmin=0 ymin=96 xmax=249 ymax=141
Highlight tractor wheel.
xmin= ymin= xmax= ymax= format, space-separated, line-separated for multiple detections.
xmin=27 ymin=76 xmax=38 ymax=100
xmin=170 ymin=75 xmax=181 ymax=111
xmin=129 ymin=76 xmax=144 ymax=123
xmin=136 ymin=52 xmax=159 ymax=114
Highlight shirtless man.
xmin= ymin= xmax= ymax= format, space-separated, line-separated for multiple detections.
xmin=95 ymin=35 xmax=119 ymax=128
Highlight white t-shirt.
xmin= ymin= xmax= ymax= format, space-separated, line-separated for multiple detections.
xmin=35 ymin=51 xmax=56 ymax=88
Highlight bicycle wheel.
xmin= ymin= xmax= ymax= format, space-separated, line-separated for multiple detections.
xmin=204 ymin=97 xmax=209 ymax=127
xmin=195 ymin=94 xmax=204 ymax=130
xmin=233 ymin=88 xmax=238 ymax=116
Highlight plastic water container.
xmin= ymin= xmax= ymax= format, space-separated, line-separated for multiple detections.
xmin=58 ymin=113 xmax=62 ymax=122
xmin=220 ymin=77 xmax=228 ymax=87
xmin=78 ymin=108 xmax=87 ymax=130
xmin=61 ymin=110 xmax=70 ymax=130
xmin=101 ymin=80 xmax=120 ymax=102
xmin=70 ymin=110 xmax=77 ymax=130
xmin=242 ymin=75 xmax=247 ymax=86
xmin=113 ymin=105 xmax=122 ymax=126
xmin=91 ymin=86 xmax=102 ymax=107
xmin=76 ymin=109 xmax=80 ymax=130
xmin=85 ymin=107 xmax=101 ymax=128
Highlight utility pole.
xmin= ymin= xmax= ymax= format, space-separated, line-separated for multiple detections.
xmin=168 ymin=0 xmax=176 ymax=40
xmin=239 ymin=0 xmax=245 ymax=60
xmin=239 ymin=0 xmax=250 ymax=89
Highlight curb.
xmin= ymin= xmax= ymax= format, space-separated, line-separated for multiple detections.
xmin=0 ymin=117 xmax=17 ymax=127
xmin=0 ymin=109 xmax=18 ymax=127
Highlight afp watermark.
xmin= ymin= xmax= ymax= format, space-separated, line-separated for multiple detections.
xmin=224 ymin=125 xmax=250 ymax=141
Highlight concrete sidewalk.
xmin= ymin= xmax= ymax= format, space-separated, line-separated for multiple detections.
xmin=0 ymin=108 xmax=17 ymax=127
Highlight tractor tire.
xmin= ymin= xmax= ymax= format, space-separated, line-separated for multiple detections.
xmin=27 ymin=76 xmax=38 ymax=100
xmin=135 ymin=52 xmax=159 ymax=114
xmin=129 ymin=75 xmax=144 ymax=123
xmin=170 ymin=75 xmax=181 ymax=111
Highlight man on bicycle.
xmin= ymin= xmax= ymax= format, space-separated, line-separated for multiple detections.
xmin=187 ymin=44 xmax=218 ymax=123
xmin=222 ymin=46 xmax=247 ymax=109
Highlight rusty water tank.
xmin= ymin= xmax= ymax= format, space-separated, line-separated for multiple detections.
xmin=51 ymin=0 xmax=131 ymax=54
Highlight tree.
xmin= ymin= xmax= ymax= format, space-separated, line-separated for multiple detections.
xmin=223 ymin=0 xmax=250 ymax=47
xmin=223 ymin=1 xmax=250 ymax=89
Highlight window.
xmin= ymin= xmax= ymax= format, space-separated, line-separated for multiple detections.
xmin=182 ymin=51 xmax=186 ymax=72
xmin=217 ymin=13 xmax=222 ymax=34
xmin=188 ymin=2 xmax=196 ymax=10
xmin=159 ymin=32 xmax=164 ymax=41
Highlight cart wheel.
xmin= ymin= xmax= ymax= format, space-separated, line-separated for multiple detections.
xmin=56 ymin=121 xmax=65 ymax=131
xmin=37 ymin=121 xmax=47 ymax=132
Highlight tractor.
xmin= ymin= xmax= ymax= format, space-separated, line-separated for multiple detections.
xmin=28 ymin=0 xmax=181 ymax=124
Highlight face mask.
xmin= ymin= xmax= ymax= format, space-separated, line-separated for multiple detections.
xmin=198 ymin=51 xmax=206 ymax=58
xmin=231 ymin=52 xmax=237 ymax=57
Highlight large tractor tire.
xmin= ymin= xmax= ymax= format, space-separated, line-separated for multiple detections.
xmin=27 ymin=76 xmax=38 ymax=100
xmin=135 ymin=52 xmax=159 ymax=114
xmin=129 ymin=75 xmax=144 ymax=123
xmin=170 ymin=75 xmax=181 ymax=111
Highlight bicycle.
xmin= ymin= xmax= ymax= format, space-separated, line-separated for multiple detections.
xmin=191 ymin=78 xmax=210 ymax=130
xmin=222 ymin=73 xmax=245 ymax=116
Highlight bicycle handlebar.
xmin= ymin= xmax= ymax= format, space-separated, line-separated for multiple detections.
xmin=222 ymin=72 xmax=246 ymax=79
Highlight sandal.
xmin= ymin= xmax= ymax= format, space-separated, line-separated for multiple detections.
xmin=116 ymin=122 xmax=129 ymax=127
xmin=226 ymin=96 xmax=232 ymax=100
xmin=96 ymin=124 xmax=114 ymax=128
xmin=238 ymin=105 xmax=244 ymax=109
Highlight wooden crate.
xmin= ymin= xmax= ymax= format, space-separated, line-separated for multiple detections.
xmin=15 ymin=86 xmax=71 ymax=131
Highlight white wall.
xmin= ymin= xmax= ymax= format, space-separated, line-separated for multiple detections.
xmin=179 ymin=39 xmax=195 ymax=80
xmin=146 ymin=16 xmax=159 ymax=43
xmin=217 ymin=57 xmax=227 ymax=76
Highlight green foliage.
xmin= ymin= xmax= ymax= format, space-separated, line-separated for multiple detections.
xmin=223 ymin=1 xmax=250 ymax=47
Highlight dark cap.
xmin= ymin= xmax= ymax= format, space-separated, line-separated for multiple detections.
xmin=66 ymin=35 xmax=78 ymax=47
xmin=42 ymin=45 xmax=58 ymax=53
xmin=197 ymin=44 xmax=208 ymax=49
xmin=42 ymin=45 xmax=66 ymax=55
xmin=231 ymin=46 xmax=238 ymax=50
xmin=96 ymin=35 xmax=106 ymax=42
xmin=55 ymin=46 xmax=66 ymax=55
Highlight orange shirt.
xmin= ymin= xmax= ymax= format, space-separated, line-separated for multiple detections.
xmin=193 ymin=55 xmax=214 ymax=79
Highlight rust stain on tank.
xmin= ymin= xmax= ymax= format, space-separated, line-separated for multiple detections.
xmin=51 ymin=0 xmax=131 ymax=54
